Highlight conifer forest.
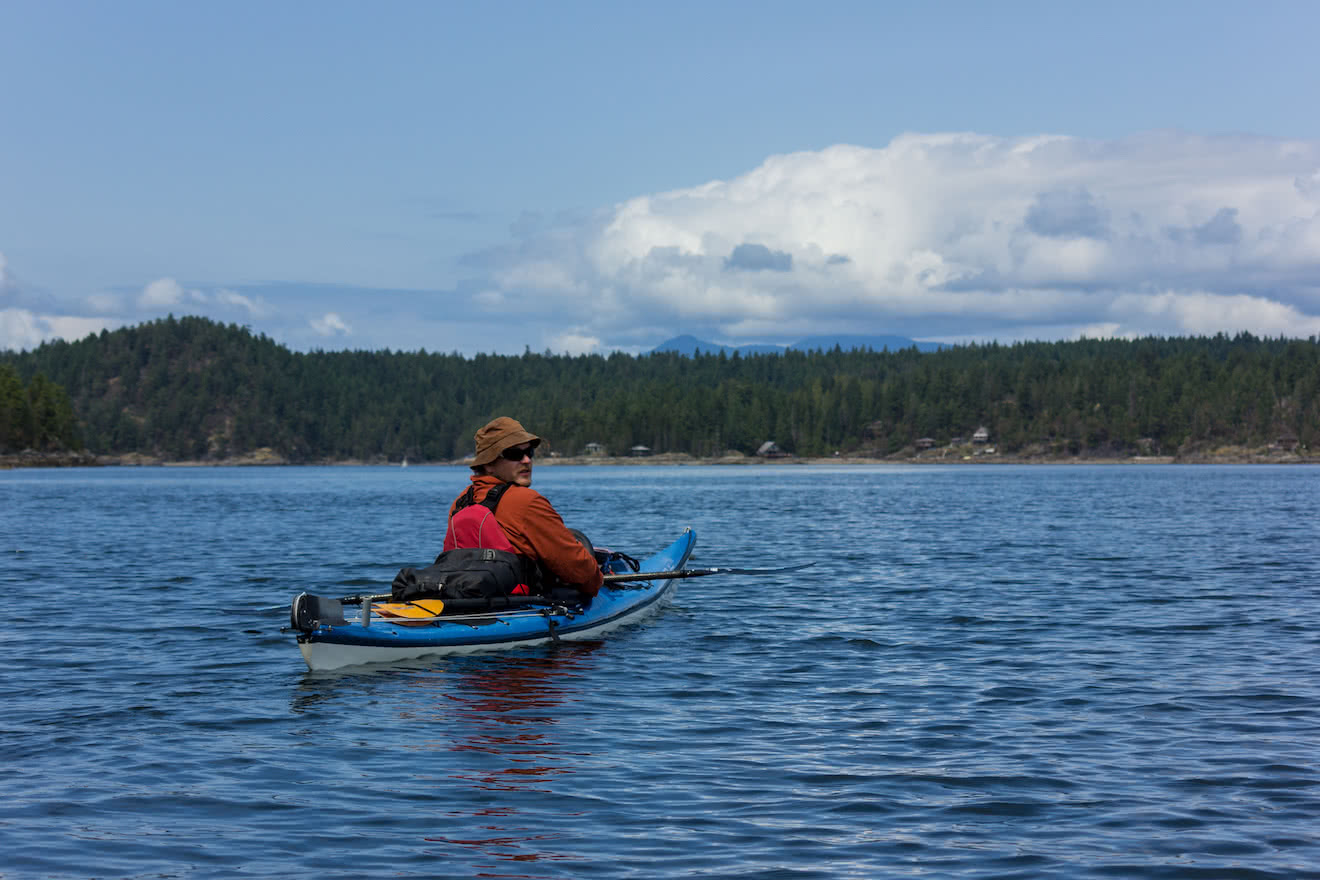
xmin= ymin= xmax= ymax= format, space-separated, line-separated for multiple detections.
xmin=3 ymin=316 xmax=1317 ymax=463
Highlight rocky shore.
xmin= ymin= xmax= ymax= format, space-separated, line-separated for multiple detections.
xmin=4 ymin=444 xmax=1314 ymax=469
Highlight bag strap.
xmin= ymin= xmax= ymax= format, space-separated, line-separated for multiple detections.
xmin=481 ymin=482 xmax=512 ymax=513
xmin=452 ymin=481 xmax=513 ymax=514
xmin=453 ymin=484 xmax=478 ymax=513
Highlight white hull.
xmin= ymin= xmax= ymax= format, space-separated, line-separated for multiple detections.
xmin=299 ymin=589 xmax=675 ymax=671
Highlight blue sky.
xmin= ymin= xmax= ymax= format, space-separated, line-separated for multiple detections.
xmin=3 ymin=1 xmax=1319 ymax=355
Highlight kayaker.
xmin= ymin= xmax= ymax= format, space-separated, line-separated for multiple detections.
xmin=443 ymin=416 xmax=604 ymax=599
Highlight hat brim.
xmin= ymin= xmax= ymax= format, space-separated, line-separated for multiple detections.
xmin=472 ymin=432 xmax=541 ymax=466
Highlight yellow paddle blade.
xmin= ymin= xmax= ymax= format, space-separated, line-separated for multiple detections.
xmin=373 ymin=598 xmax=445 ymax=620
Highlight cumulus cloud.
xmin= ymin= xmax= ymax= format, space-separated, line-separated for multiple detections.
xmin=475 ymin=131 xmax=1320 ymax=346
xmin=0 ymin=253 xmax=125 ymax=350
xmin=138 ymin=277 xmax=188 ymax=307
xmin=9 ymin=133 xmax=1320 ymax=355
xmin=548 ymin=331 xmax=602 ymax=355
xmin=0 ymin=308 xmax=122 ymax=351
xmin=311 ymin=312 xmax=352 ymax=337
xmin=1166 ymin=207 xmax=1243 ymax=246
xmin=0 ymin=308 xmax=44 ymax=351
xmin=1112 ymin=289 xmax=1320 ymax=337
xmin=724 ymin=243 xmax=793 ymax=272
xmin=1024 ymin=188 xmax=1110 ymax=239
xmin=139 ymin=277 xmax=253 ymax=312
xmin=48 ymin=314 xmax=124 ymax=341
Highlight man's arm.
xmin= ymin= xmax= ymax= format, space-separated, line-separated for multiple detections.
xmin=508 ymin=491 xmax=604 ymax=597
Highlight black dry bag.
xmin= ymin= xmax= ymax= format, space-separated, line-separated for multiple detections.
xmin=391 ymin=547 xmax=529 ymax=602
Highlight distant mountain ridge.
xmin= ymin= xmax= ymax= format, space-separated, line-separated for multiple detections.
xmin=651 ymin=333 xmax=944 ymax=355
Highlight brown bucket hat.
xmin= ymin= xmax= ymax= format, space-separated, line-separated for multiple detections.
xmin=472 ymin=417 xmax=542 ymax=466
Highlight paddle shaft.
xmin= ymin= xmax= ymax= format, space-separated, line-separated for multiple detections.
xmin=602 ymin=563 xmax=813 ymax=584
xmin=336 ymin=572 xmax=698 ymax=600
xmin=602 ymin=568 xmax=723 ymax=584
xmin=324 ymin=564 xmax=811 ymax=603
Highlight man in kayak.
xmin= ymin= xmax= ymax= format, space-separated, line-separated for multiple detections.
xmin=443 ymin=416 xmax=603 ymax=600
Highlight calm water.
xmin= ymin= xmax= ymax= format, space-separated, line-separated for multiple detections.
xmin=2 ymin=464 xmax=1318 ymax=879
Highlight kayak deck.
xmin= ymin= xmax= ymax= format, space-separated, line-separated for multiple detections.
xmin=294 ymin=528 xmax=695 ymax=671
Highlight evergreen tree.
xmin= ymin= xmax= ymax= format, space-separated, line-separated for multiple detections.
xmin=4 ymin=318 xmax=1317 ymax=462
xmin=0 ymin=363 xmax=31 ymax=451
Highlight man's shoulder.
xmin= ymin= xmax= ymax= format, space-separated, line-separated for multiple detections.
xmin=458 ymin=478 xmax=551 ymax=511
xmin=501 ymin=484 xmax=548 ymax=506
xmin=491 ymin=485 xmax=561 ymax=522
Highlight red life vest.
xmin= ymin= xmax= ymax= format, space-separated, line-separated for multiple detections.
xmin=443 ymin=483 xmax=532 ymax=595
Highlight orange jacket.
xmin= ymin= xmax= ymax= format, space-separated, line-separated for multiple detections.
xmin=445 ymin=474 xmax=603 ymax=598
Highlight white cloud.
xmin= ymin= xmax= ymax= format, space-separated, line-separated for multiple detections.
xmin=310 ymin=312 xmax=352 ymax=337
xmin=46 ymin=314 xmax=124 ymax=341
xmin=128 ymin=278 xmax=271 ymax=323
xmin=10 ymin=134 xmax=1320 ymax=355
xmin=0 ymin=308 xmax=121 ymax=352
xmin=548 ymin=331 xmax=601 ymax=356
xmin=1111 ymin=289 xmax=1320 ymax=338
xmin=137 ymin=277 xmax=212 ymax=309
xmin=139 ymin=277 xmax=187 ymax=307
xmin=0 ymin=308 xmax=44 ymax=351
xmin=215 ymin=288 xmax=268 ymax=317
xmin=0 ymin=254 xmax=123 ymax=350
xmin=480 ymin=131 xmax=1320 ymax=345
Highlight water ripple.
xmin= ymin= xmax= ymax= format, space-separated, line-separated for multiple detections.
xmin=2 ymin=465 xmax=1319 ymax=878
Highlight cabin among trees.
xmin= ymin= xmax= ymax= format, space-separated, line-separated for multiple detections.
xmin=757 ymin=441 xmax=790 ymax=458
xmin=1272 ymin=433 xmax=1299 ymax=451
xmin=583 ymin=442 xmax=606 ymax=456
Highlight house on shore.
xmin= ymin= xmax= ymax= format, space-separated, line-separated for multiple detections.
xmin=630 ymin=444 xmax=652 ymax=457
xmin=756 ymin=441 xmax=790 ymax=458
xmin=584 ymin=442 xmax=606 ymax=456
xmin=1273 ymin=433 xmax=1300 ymax=451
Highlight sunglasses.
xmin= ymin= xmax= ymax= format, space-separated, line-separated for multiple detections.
xmin=499 ymin=444 xmax=536 ymax=462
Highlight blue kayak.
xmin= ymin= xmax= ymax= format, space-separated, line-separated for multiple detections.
xmin=291 ymin=528 xmax=696 ymax=671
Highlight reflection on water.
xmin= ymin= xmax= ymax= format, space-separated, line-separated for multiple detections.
xmin=293 ymin=642 xmax=606 ymax=871
xmin=425 ymin=645 xmax=604 ymax=870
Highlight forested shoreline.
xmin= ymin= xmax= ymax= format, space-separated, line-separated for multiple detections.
xmin=2 ymin=315 xmax=1317 ymax=465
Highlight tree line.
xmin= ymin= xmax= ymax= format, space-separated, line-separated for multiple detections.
xmin=0 ymin=363 xmax=81 ymax=453
xmin=2 ymin=315 xmax=1317 ymax=461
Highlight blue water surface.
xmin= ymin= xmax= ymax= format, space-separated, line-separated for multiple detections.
xmin=2 ymin=464 xmax=1318 ymax=879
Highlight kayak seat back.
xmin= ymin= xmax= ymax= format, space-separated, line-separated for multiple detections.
xmin=290 ymin=593 xmax=348 ymax=633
